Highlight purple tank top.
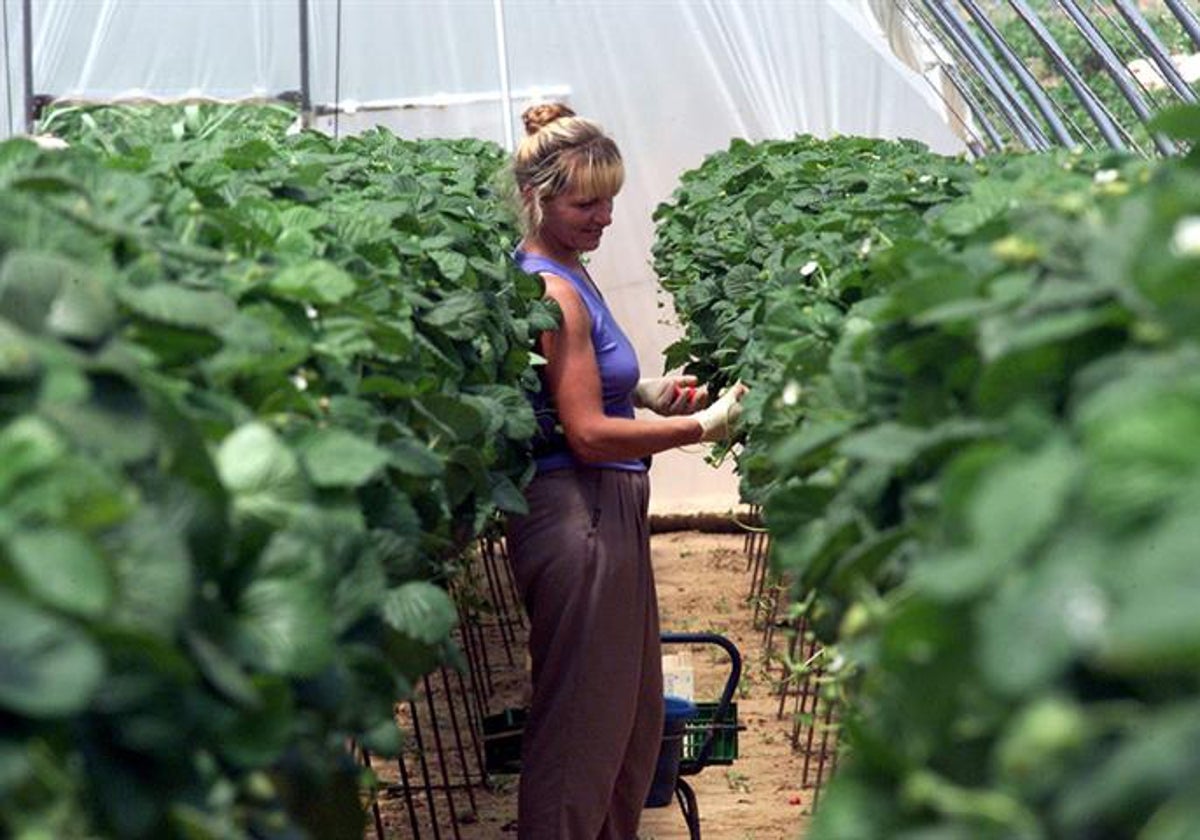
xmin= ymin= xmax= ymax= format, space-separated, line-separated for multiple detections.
xmin=514 ymin=250 xmax=647 ymax=474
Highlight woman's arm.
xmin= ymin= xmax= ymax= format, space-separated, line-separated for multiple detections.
xmin=540 ymin=273 xmax=703 ymax=463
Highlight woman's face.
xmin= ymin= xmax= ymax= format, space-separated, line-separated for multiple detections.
xmin=538 ymin=187 xmax=615 ymax=255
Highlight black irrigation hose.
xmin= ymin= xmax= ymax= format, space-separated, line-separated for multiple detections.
xmin=1007 ymin=0 xmax=1127 ymax=150
xmin=906 ymin=0 xmax=1021 ymax=151
xmin=922 ymin=0 xmax=1049 ymax=150
xmin=958 ymin=0 xmax=1077 ymax=147
xmin=894 ymin=0 xmax=998 ymax=155
xmin=1163 ymin=0 xmax=1200 ymax=52
xmin=1057 ymin=0 xmax=1178 ymax=157
xmin=1111 ymin=0 xmax=1198 ymax=103
xmin=944 ymin=63 xmax=1007 ymax=153
xmin=904 ymin=0 xmax=1017 ymax=152
xmin=933 ymin=0 xmax=1054 ymax=149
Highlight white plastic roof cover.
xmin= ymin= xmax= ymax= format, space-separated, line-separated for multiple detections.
xmin=5 ymin=0 xmax=966 ymax=515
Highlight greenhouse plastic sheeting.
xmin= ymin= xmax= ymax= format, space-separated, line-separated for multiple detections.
xmin=5 ymin=0 xmax=965 ymax=515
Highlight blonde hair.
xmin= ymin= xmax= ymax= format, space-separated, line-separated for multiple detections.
xmin=511 ymin=102 xmax=624 ymax=235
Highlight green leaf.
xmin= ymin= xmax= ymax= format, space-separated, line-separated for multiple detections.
xmin=0 ymin=416 xmax=66 ymax=499
xmin=117 ymin=282 xmax=237 ymax=330
xmin=217 ymin=677 xmax=296 ymax=767
xmin=914 ymin=439 xmax=1080 ymax=599
xmin=1147 ymin=104 xmax=1200 ymax=143
xmin=936 ymin=179 xmax=1015 ymax=237
xmin=0 ymin=589 xmax=104 ymax=717
xmin=380 ymin=581 xmax=457 ymax=644
xmin=237 ymin=576 xmax=333 ymax=677
xmin=216 ymin=423 xmax=310 ymax=524
xmin=185 ymin=629 xmax=260 ymax=707
xmin=977 ymin=544 xmax=1104 ymax=695
xmin=430 ymin=249 xmax=468 ymax=282
xmin=422 ymin=290 xmax=489 ymax=340
xmin=7 ymin=528 xmax=113 ymax=618
xmin=488 ymin=473 xmax=528 ymax=514
xmin=39 ymin=373 xmax=159 ymax=465
xmin=0 ymin=251 xmax=106 ymax=337
xmin=269 ymin=261 xmax=357 ymax=304
xmin=387 ymin=437 xmax=444 ymax=478
xmin=1102 ymin=492 xmax=1200 ymax=671
xmin=106 ymin=507 xmax=193 ymax=635
xmin=299 ymin=428 xmax=391 ymax=488
xmin=414 ymin=394 xmax=486 ymax=442
xmin=1057 ymin=705 xmax=1200 ymax=830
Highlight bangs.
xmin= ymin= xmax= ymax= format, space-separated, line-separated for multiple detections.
xmin=562 ymin=148 xmax=624 ymax=199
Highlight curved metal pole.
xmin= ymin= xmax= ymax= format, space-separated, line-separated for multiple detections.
xmin=1111 ymin=0 xmax=1197 ymax=103
xmin=903 ymin=0 xmax=1007 ymax=153
xmin=930 ymin=0 xmax=1052 ymax=150
xmin=921 ymin=0 xmax=1046 ymax=150
xmin=943 ymin=64 xmax=1006 ymax=154
xmin=1163 ymin=0 xmax=1200 ymax=52
xmin=958 ymin=0 xmax=1077 ymax=148
xmin=894 ymin=0 xmax=998 ymax=156
xmin=1057 ymin=0 xmax=1176 ymax=156
xmin=1007 ymin=0 xmax=1126 ymax=150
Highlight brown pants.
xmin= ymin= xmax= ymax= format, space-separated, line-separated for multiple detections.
xmin=505 ymin=467 xmax=663 ymax=840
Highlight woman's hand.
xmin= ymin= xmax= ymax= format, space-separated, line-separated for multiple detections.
xmin=693 ymin=382 xmax=748 ymax=442
xmin=633 ymin=376 xmax=709 ymax=416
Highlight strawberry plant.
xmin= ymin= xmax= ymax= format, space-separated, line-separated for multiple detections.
xmin=655 ymin=106 xmax=1200 ymax=837
xmin=0 ymin=105 xmax=551 ymax=839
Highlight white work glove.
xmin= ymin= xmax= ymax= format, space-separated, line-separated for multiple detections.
xmin=693 ymin=382 xmax=748 ymax=442
xmin=633 ymin=375 xmax=709 ymax=416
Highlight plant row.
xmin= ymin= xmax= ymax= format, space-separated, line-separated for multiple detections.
xmin=653 ymin=108 xmax=1200 ymax=837
xmin=0 ymin=104 xmax=551 ymax=839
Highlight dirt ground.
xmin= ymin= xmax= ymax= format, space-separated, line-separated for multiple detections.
xmin=368 ymin=531 xmax=831 ymax=840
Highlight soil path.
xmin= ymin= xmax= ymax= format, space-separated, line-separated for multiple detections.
xmin=371 ymin=531 xmax=823 ymax=839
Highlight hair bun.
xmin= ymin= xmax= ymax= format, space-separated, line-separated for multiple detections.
xmin=521 ymin=102 xmax=577 ymax=136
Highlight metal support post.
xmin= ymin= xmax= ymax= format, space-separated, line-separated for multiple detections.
xmin=492 ymin=0 xmax=515 ymax=151
xmin=299 ymin=0 xmax=312 ymax=124
xmin=22 ymin=0 xmax=33 ymax=133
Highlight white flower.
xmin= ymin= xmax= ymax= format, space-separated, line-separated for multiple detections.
xmin=1093 ymin=169 xmax=1119 ymax=185
xmin=800 ymin=260 xmax=819 ymax=277
xmin=1170 ymin=216 xmax=1200 ymax=256
xmin=781 ymin=380 xmax=802 ymax=406
xmin=291 ymin=373 xmax=308 ymax=391
xmin=858 ymin=238 xmax=872 ymax=258
xmin=304 ymin=304 xmax=320 ymax=320
xmin=1063 ymin=582 xmax=1107 ymax=645
xmin=918 ymin=174 xmax=933 ymax=184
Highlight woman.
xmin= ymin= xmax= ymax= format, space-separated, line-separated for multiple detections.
xmin=504 ymin=102 xmax=745 ymax=839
